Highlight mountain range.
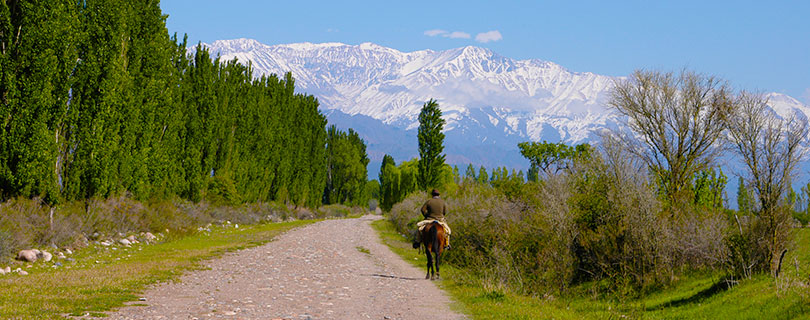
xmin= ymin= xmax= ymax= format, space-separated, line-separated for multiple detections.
xmin=198 ymin=38 xmax=810 ymax=175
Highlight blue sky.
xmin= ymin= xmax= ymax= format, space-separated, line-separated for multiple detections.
xmin=160 ymin=0 xmax=809 ymax=103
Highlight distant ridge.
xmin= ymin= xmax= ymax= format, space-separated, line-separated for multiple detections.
xmin=196 ymin=39 xmax=810 ymax=169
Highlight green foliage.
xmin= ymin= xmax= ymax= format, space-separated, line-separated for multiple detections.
xmin=206 ymin=175 xmax=241 ymax=206
xmin=737 ymin=176 xmax=755 ymax=215
xmin=0 ymin=0 xmax=79 ymax=204
xmin=518 ymin=141 xmax=591 ymax=176
xmin=377 ymin=217 xmax=810 ymax=320
xmin=796 ymin=183 xmax=810 ymax=226
xmin=417 ymin=99 xmax=446 ymax=190
xmin=0 ymin=2 xmax=338 ymax=208
xmin=464 ymin=164 xmax=476 ymax=181
xmin=692 ymin=167 xmax=727 ymax=209
xmin=477 ymin=166 xmax=489 ymax=184
xmin=378 ymin=156 xmax=420 ymax=211
xmin=323 ymin=126 xmax=369 ymax=206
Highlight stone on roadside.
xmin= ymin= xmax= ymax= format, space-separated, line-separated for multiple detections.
xmin=16 ymin=250 xmax=38 ymax=262
xmin=56 ymin=252 xmax=66 ymax=259
xmin=126 ymin=235 xmax=137 ymax=243
xmin=119 ymin=239 xmax=132 ymax=246
xmin=144 ymin=232 xmax=157 ymax=242
xmin=18 ymin=270 xmax=28 ymax=276
xmin=65 ymin=248 xmax=73 ymax=255
xmin=41 ymin=251 xmax=53 ymax=262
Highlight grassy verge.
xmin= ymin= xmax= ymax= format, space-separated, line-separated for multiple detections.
xmin=372 ymin=218 xmax=810 ymax=319
xmin=0 ymin=219 xmax=315 ymax=319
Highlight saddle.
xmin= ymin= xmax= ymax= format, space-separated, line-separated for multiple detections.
xmin=417 ymin=219 xmax=450 ymax=234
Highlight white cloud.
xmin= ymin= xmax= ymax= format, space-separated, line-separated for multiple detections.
xmin=424 ymin=29 xmax=447 ymax=37
xmin=326 ymin=28 xmax=339 ymax=33
xmin=424 ymin=29 xmax=471 ymax=39
xmin=445 ymin=31 xmax=471 ymax=39
xmin=475 ymin=30 xmax=503 ymax=43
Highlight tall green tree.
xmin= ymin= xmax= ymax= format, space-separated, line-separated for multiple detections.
xmin=379 ymin=155 xmax=397 ymax=210
xmin=0 ymin=0 xmax=78 ymax=203
xmin=693 ymin=167 xmax=727 ymax=209
xmin=417 ymin=99 xmax=446 ymax=190
xmin=323 ymin=126 xmax=369 ymax=205
xmin=477 ymin=166 xmax=489 ymax=184
xmin=464 ymin=164 xmax=476 ymax=181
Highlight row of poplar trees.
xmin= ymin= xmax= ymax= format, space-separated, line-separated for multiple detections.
xmin=0 ymin=0 xmax=367 ymax=207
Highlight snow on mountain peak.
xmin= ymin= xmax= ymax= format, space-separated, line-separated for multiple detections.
xmin=198 ymin=39 xmax=810 ymax=168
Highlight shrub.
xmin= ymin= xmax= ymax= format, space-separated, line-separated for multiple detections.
xmin=387 ymin=140 xmax=731 ymax=297
xmin=0 ymin=193 xmax=348 ymax=258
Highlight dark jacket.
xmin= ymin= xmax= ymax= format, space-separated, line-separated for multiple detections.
xmin=421 ymin=197 xmax=447 ymax=221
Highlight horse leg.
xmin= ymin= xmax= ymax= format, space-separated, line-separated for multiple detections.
xmin=435 ymin=251 xmax=441 ymax=280
xmin=425 ymin=248 xmax=433 ymax=280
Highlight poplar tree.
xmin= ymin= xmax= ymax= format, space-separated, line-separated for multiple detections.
xmin=477 ymin=166 xmax=489 ymax=184
xmin=379 ymin=155 xmax=396 ymax=210
xmin=417 ymin=99 xmax=445 ymax=190
xmin=464 ymin=164 xmax=477 ymax=181
xmin=0 ymin=0 xmax=78 ymax=203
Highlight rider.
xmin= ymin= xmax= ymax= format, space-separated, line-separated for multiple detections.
xmin=414 ymin=189 xmax=451 ymax=250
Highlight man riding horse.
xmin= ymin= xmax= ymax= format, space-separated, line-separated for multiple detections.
xmin=413 ymin=189 xmax=451 ymax=250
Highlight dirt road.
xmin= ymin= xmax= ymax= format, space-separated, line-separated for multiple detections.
xmin=108 ymin=215 xmax=464 ymax=319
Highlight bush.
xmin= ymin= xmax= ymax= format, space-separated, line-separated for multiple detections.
xmin=388 ymin=141 xmax=731 ymax=297
xmin=793 ymin=210 xmax=810 ymax=227
xmin=0 ymin=193 xmax=352 ymax=258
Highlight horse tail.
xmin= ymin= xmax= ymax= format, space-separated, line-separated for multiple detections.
xmin=431 ymin=221 xmax=440 ymax=254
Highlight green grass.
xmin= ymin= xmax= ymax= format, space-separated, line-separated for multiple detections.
xmin=0 ymin=219 xmax=314 ymax=319
xmin=356 ymin=246 xmax=371 ymax=255
xmin=372 ymin=219 xmax=810 ymax=319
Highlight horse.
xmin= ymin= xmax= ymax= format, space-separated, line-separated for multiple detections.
xmin=419 ymin=221 xmax=446 ymax=280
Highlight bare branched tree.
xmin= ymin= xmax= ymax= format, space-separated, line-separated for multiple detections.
xmin=724 ymin=92 xmax=809 ymax=274
xmin=608 ymin=70 xmax=734 ymax=206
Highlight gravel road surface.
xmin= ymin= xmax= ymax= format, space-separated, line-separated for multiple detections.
xmin=108 ymin=215 xmax=464 ymax=320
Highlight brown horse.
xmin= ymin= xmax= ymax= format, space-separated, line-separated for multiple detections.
xmin=420 ymin=221 xmax=446 ymax=280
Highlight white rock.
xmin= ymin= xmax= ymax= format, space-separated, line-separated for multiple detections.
xmin=144 ymin=232 xmax=157 ymax=241
xmin=234 ymin=224 xmax=239 ymax=229
xmin=0 ymin=268 xmax=5 ymax=275
xmin=100 ymin=241 xmax=112 ymax=246
xmin=16 ymin=250 xmax=38 ymax=262
xmin=119 ymin=239 xmax=132 ymax=246
xmin=56 ymin=252 xmax=66 ymax=259
xmin=126 ymin=235 xmax=137 ymax=242
xmin=41 ymin=251 xmax=53 ymax=262
xmin=3 ymin=267 xmax=9 ymax=273
xmin=65 ymin=248 xmax=73 ymax=255
xmin=18 ymin=270 xmax=28 ymax=276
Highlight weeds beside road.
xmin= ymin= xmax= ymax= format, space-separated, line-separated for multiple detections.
xmin=0 ymin=218 xmax=313 ymax=319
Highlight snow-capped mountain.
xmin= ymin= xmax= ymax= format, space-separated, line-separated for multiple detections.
xmin=198 ymin=38 xmax=810 ymax=171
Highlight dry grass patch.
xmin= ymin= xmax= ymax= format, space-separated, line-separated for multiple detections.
xmin=0 ymin=219 xmax=313 ymax=319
